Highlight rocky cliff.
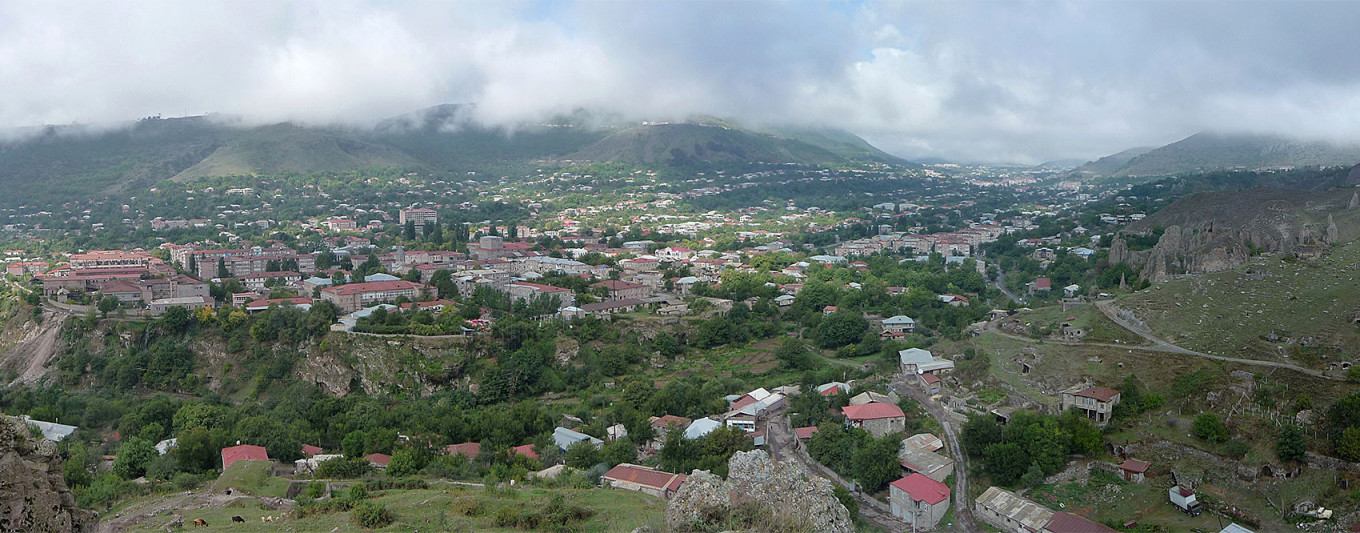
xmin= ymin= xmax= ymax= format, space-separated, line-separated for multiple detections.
xmin=666 ymin=450 xmax=853 ymax=533
xmin=0 ymin=415 xmax=95 ymax=533
xmin=1115 ymin=188 xmax=1360 ymax=281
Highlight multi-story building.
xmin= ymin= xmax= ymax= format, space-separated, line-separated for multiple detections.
xmin=399 ymin=208 xmax=438 ymax=232
xmin=320 ymin=280 xmax=429 ymax=313
xmin=1060 ymin=385 xmax=1121 ymax=425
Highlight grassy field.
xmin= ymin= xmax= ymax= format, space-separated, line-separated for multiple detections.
xmin=123 ymin=484 xmax=668 ymax=532
xmin=1118 ymin=240 xmax=1360 ymax=369
xmin=215 ymin=460 xmax=291 ymax=498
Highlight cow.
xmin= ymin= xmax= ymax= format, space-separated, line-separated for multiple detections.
xmin=231 ymin=516 xmax=245 ymax=523
xmin=193 ymin=518 xmax=208 ymax=527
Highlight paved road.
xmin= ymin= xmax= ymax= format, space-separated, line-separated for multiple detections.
xmin=890 ymin=377 xmax=984 ymax=533
xmin=991 ymin=270 xmax=1025 ymax=306
xmin=765 ymin=406 xmax=908 ymax=533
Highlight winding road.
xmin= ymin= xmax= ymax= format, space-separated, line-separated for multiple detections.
xmin=890 ymin=376 xmax=983 ymax=533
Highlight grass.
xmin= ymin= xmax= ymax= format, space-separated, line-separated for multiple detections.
xmin=123 ymin=484 xmax=667 ymax=532
xmin=1118 ymin=239 xmax=1360 ymax=369
xmin=214 ymin=460 xmax=291 ymax=498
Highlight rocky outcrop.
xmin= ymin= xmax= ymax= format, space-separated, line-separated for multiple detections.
xmin=1118 ymin=188 xmax=1360 ymax=281
xmin=666 ymin=450 xmax=853 ymax=533
xmin=0 ymin=415 xmax=95 ymax=532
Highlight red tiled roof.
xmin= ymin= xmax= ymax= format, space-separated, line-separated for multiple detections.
xmin=922 ymin=374 xmax=941 ymax=384
xmin=246 ymin=297 xmax=313 ymax=308
xmin=591 ymin=280 xmax=645 ymax=290
xmin=1034 ymin=277 xmax=1051 ymax=289
xmin=221 ymin=444 xmax=269 ymax=469
xmin=1075 ymin=386 xmax=1120 ymax=403
xmin=602 ymin=464 xmax=687 ymax=492
xmin=1118 ymin=459 xmax=1150 ymax=473
xmin=301 ymin=444 xmax=322 ymax=457
xmin=510 ymin=444 xmax=539 ymax=460
xmin=446 ymin=442 xmax=481 ymax=458
xmin=652 ymin=415 xmax=692 ymax=429
xmin=842 ymin=402 xmax=906 ymax=421
xmin=794 ymin=426 xmax=819 ymax=439
xmin=1043 ymin=512 xmax=1119 ymax=533
xmin=731 ymin=394 xmax=759 ymax=411
xmin=511 ymin=281 xmax=570 ymax=293
xmin=364 ymin=453 xmax=392 ymax=466
xmin=321 ymin=280 xmax=426 ymax=296
xmin=889 ymin=473 xmax=950 ymax=505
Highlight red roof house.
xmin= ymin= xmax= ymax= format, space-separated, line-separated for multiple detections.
xmin=446 ymin=442 xmax=482 ymax=458
xmin=794 ymin=426 xmax=820 ymax=440
xmin=364 ymin=453 xmax=392 ymax=468
xmin=890 ymin=473 xmax=951 ymax=505
xmin=300 ymin=444 xmax=323 ymax=457
xmin=510 ymin=444 xmax=539 ymax=460
xmin=221 ymin=444 xmax=270 ymax=469
xmin=602 ymin=464 xmax=688 ymax=499
xmin=842 ymin=402 xmax=906 ymax=421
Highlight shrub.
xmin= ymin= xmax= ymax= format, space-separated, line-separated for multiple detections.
xmin=314 ymin=457 xmax=373 ymax=479
xmin=351 ymin=502 xmax=395 ymax=529
xmin=452 ymin=498 xmax=483 ymax=517
xmin=348 ymin=482 xmax=369 ymax=500
xmin=1222 ymin=440 xmax=1250 ymax=459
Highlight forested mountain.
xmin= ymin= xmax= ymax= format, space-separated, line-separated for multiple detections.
xmin=0 ymin=107 xmax=904 ymax=204
xmin=1073 ymin=132 xmax=1360 ymax=178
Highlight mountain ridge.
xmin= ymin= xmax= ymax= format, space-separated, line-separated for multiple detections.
xmin=1074 ymin=132 xmax=1360 ymax=178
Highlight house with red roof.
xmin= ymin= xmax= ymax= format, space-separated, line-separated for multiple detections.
xmin=601 ymin=464 xmax=688 ymax=499
xmin=794 ymin=426 xmax=820 ymax=440
xmin=1042 ymin=511 xmax=1120 ymax=533
xmin=510 ymin=444 xmax=539 ymax=460
xmin=1027 ymin=277 xmax=1052 ymax=294
xmin=889 ymin=473 xmax=950 ymax=528
xmin=446 ymin=442 xmax=481 ymax=459
xmin=1117 ymin=458 xmax=1150 ymax=483
xmin=364 ymin=453 xmax=392 ymax=469
xmin=656 ymin=246 xmax=694 ymax=261
xmin=650 ymin=415 xmax=693 ymax=445
xmin=221 ymin=444 xmax=270 ymax=470
xmin=300 ymin=444 xmax=323 ymax=457
xmin=319 ymin=280 xmax=429 ymax=313
xmin=842 ymin=402 xmax=907 ymax=437
xmin=1060 ymin=385 xmax=1121 ymax=425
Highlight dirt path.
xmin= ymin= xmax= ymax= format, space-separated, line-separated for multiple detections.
xmin=1092 ymin=300 xmax=1340 ymax=380
xmin=765 ymin=405 xmax=909 ymax=533
xmin=981 ymin=303 xmax=1341 ymax=381
xmin=1 ymin=311 xmax=68 ymax=385
xmin=891 ymin=377 xmax=984 ymax=533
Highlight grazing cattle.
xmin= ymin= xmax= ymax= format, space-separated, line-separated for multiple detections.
xmin=231 ymin=516 xmax=244 ymax=523
xmin=193 ymin=518 xmax=208 ymax=527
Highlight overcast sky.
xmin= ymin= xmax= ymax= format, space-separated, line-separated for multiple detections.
xmin=4 ymin=0 xmax=1360 ymax=164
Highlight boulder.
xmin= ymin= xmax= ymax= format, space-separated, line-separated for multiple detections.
xmin=666 ymin=450 xmax=853 ymax=533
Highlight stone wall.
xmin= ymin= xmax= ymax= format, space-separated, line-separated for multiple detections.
xmin=666 ymin=450 xmax=853 ymax=533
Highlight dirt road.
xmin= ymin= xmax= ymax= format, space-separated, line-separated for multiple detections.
xmin=891 ymin=377 xmax=984 ymax=533
xmin=765 ymin=406 xmax=909 ymax=533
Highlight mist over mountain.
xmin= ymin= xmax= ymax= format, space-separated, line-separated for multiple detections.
xmin=1074 ymin=132 xmax=1360 ymax=178
xmin=0 ymin=106 xmax=905 ymax=203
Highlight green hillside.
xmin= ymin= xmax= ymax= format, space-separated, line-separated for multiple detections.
xmin=1076 ymin=132 xmax=1360 ymax=178
xmin=1115 ymin=238 xmax=1360 ymax=368
xmin=0 ymin=108 xmax=904 ymax=205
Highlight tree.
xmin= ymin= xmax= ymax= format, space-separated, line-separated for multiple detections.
xmin=174 ymin=426 xmax=223 ymax=473
xmin=386 ymin=449 xmax=420 ymax=477
xmin=97 ymin=296 xmax=119 ymax=317
xmin=161 ymin=306 xmax=191 ymax=333
xmin=565 ymin=441 xmax=602 ymax=469
xmin=404 ymin=220 xmax=417 ymax=240
xmin=816 ymin=312 xmax=868 ymax=349
xmin=1192 ymin=412 xmax=1229 ymax=443
xmin=216 ymin=257 xmax=229 ymax=279
xmin=851 ymin=435 xmax=901 ymax=492
xmin=1277 ymin=424 xmax=1306 ymax=462
xmin=962 ymin=416 xmax=1004 ymax=458
xmin=1338 ymin=427 xmax=1360 ymax=462
xmin=602 ymin=438 xmax=638 ymax=467
xmin=775 ymin=336 xmax=816 ymax=371
xmin=983 ymin=442 xmax=1029 ymax=486
xmin=112 ymin=437 xmax=157 ymax=479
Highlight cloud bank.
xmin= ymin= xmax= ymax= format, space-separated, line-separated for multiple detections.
xmin=3 ymin=0 xmax=1360 ymax=163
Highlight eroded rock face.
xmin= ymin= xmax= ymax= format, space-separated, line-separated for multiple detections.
xmin=666 ymin=450 xmax=853 ymax=533
xmin=0 ymin=415 xmax=95 ymax=533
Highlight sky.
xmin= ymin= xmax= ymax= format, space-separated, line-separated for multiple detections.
xmin=3 ymin=0 xmax=1360 ymax=164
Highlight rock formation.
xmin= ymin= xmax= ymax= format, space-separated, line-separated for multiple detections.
xmin=0 ymin=415 xmax=95 ymax=532
xmin=666 ymin=450 xmax=853 ymax=533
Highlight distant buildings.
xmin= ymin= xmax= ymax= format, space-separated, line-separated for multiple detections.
xmin=320 ymin=280 xmax=429 ymax=313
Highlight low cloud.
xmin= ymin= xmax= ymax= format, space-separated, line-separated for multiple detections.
xmin=3 ymin=1 xmax=1359 ymax=163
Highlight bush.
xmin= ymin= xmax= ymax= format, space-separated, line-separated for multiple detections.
xmin=1222 ymin=440 xmax=1250 ymax=459
xmin=351 ymin=502 xmax=395 ymax=529
xmin=452 ymin=498 xmax=483 ymax=517
xmin=314 ymin=457 xmax=373 ymax=479
xmin=348 ymin=482 xmax=369 ymax=500
xmin=1192 ymin=412 xmax=1229 ymax=443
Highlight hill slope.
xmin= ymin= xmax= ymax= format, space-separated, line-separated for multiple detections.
xmin=0 ymin=108 xmax=902 ymax=204
xmin=1077 ymin=132 xmax=1360 ymax=177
